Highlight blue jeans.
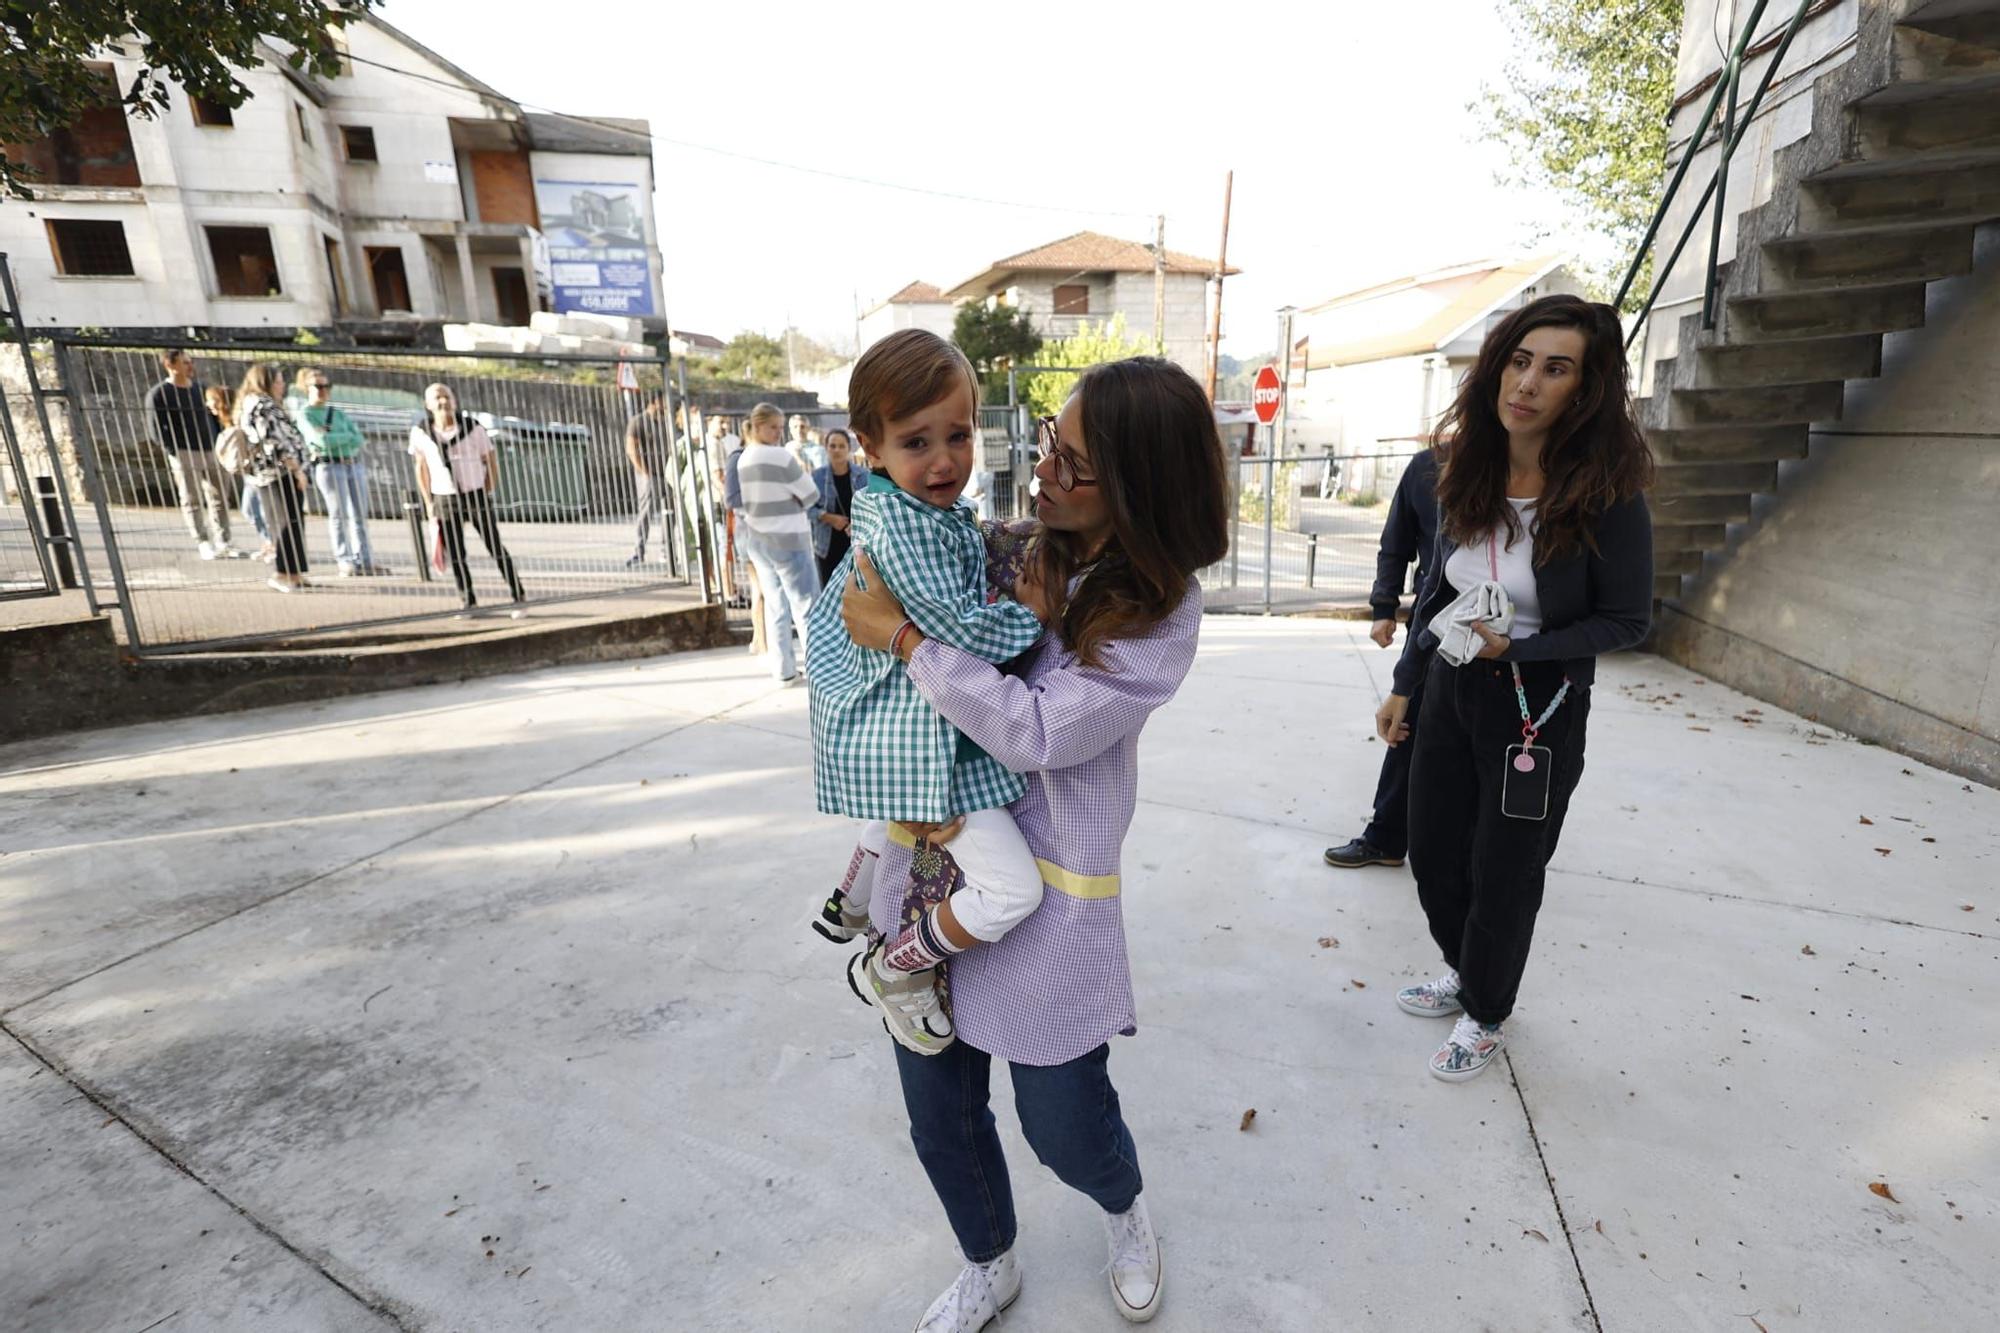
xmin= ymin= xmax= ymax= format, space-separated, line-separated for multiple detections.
xmin=895 ymin=1039 xmax=1142 ymax=1264
xmin=737 ymin=526 xmax=819 ymax=680
xmin=313 ymin=458 xmax=374 ymax=569
xmin=243 ymin=484 xmax=268 ymax=542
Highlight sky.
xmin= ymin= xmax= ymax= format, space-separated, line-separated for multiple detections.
xmin=380 ymin=0 xmax=1576 ymax=358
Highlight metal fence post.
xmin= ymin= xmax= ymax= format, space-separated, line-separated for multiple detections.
xmin=49 ymin=339 xmax=142 ymax=648
xmin=1261 ymin=438 xmax=1275 ymax=615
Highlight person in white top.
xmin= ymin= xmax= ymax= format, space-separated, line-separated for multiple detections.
xmin=408 ymin=383 xmax=525 ymax=611
xmin=728 ymin=401 xmax=821 ymax=681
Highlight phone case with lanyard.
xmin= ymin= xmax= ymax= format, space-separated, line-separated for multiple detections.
xmin=1502 ymin=743 xmax=1554 ymax=820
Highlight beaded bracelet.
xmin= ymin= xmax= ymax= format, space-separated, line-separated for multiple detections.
xmin=890 ymin=618 xmax=918 ymax=661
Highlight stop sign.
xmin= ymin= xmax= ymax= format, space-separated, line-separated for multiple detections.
xmin=1252 ymin=364 xmax=1282 ymax=424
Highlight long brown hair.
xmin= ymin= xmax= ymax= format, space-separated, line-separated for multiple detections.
xmin=1433 ymin=295 xmax=1653 ymax=563
xmin=1030 ymin=357 xmax=1229 ymax=667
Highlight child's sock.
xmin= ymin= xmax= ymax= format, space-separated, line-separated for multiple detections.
xmin=838 ymin=841 xmax=877 ymax=918
xmin=877 ymin=903 xmax=965 ymax=976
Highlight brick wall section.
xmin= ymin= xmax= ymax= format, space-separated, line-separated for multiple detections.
xmin=469 ymin=150 xmax=537 ymax=226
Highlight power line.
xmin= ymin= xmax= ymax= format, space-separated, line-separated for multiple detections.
xmin=340 ymin=51 xmax=1149 ymax=222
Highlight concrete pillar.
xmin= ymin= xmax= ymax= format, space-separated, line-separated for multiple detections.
xmin=518 ymin=235 xmax=541 ymax=313
xmin=456 ymin=234 xmax=481 ymax=322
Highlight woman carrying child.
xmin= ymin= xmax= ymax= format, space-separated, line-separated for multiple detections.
xmin=827 ymin=340 xmax=1229 ymax=1331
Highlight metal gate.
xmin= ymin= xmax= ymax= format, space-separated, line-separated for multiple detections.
xmin=47 ymin=334 xmax=723 ymax=654
xmin=0 ymin=256 xmax=89 ymax=603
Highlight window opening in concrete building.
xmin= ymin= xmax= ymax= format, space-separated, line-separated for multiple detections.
xmin=46 ymin=219 xmax=135 ymax=276
xmin=341 ymin=125 xmax=377 ymax=163
xmin=324 ymin=237 xmax=349 ymax=316
xmin=1053 ymin=283 xmax=1090 ymax=316
xmin=12 ymin=63 xmax=141 ymax=186
xmin=294 ymin=104 xmax=313 ymax=145
xmin=493 ymin=266 xmax=530 ymax=326
xmin=206 ymin=226 xmax=283 ymax=297
xmin=190 ymin=96 xmax=235 ymax=128
xmin=366 ymin=246 xmax=412 ymax=313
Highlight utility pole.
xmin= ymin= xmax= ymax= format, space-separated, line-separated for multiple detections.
xmin=1152 ymin=213 xmax=1166 ymax=350
xmin=784 ymin=312 xmax=796 ymax=386
xmin=1204 ymin=170 xmax=1233 ymax=402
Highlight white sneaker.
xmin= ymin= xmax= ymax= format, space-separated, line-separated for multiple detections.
xmin=1396 ymin=969 xmax=1464 ymax=1017
xmin=1430 ymin=1014 xmax=1506 ymax=1082
xmin=915 ymin=1250 xmax=1020 ymax=1333
xmin=1104 ymin=1195 xmax=1163 ymax=1322
xmin=848 ymin=941 xmax=954 ymax=1056
xmin=266 ymin=576 xmax=295 ymax=594
xmin=216 ymin=544 xmax=245 ymax=560
xmin=198 ymin=541 xmax=217 ymax=560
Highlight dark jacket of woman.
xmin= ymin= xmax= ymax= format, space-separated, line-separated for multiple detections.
xmin=1392 ymin=492 xmax=1653 ymax=697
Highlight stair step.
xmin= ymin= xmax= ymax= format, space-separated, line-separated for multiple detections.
xmin=1878 ymin=15 xmax=2000 ymax=98
xmin=1860 ymin=85 xmax=2000 ymax=159
xmin=1644 ymin=425 xmax=1810 ymax=463
xmin=1729 ymin=284 xmax=1928 ymax=341
xmin=1698 ymin=335 xmax=1881 ymax=388
xmin=1668 ymin=382 xmax=1842 ymax=428
xmin=1803 ymin=162 xmax=2000 ymax=229
xmin=1651 ymin=492 xmax=1754 ymax=525
xmin=1654 ymin=574 xmax=1685 ymax=600
xmin=1898 ymin=3 xmax=2000 ymax=45
xmin=1654 ymin=462 xmax=1780 ymax=497
xmin=1762 ymin=225 xmax=1974 ymax=291
xmin=1655 ymin=549 xmax=1704 ymax=577
xmin=1653 ymin=522 xmax=1729 ymax=552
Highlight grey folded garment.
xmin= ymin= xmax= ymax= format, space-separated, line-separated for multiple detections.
xmin=1428 ymin=581 xmax=1515 ymax=667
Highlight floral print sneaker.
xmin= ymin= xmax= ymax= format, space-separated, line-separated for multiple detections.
xmin=1396 ymin=969 xmax=1464 ymax=1017
xmin=1430 ymin=1015 xmax=1505 ymax=1082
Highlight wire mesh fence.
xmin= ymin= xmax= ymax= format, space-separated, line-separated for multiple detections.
xmin=54 ymin=339 xmax=720 ymax=652
xmin=1203 ymin=451 xmax=1418 ymax=614
xmin=0 ymin=387 xmax=59 ymax=601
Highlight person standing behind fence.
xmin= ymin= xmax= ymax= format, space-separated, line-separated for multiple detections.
xmin=808 ymin=428 xmax=867 ymax=588
xmin=788 ymin=413 xmax=827 ymax=472
xmin=624 ymin=396 xmax=673 ymax=569
xmin=1324 ymin=446 xmax=1440 ymax=871
xmin=145 ymin=349 xmax=243 ymax=561
xmin=725 ymin=402 xmax=820 ymax=682
xmin=1386 ymin=295 xmax=1653 ymax=1082
xmin=409 ymin=383 xmax=526 ymax=614
xmin=234 ymin=363 xmax=313 ymax=594
xmin=292 ymin=367 xmax=385 ymax=578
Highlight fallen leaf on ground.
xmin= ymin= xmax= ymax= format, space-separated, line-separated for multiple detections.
xmin=1962 ymin=905 xmax=1976 ymax=912
xmin=1801 ymin=945 xmax=1816 ymax=956
xmin=1690 ymin=726 xmax=1711 ymax=733
xmin=444 ymin=1207 xmax=461 ymax=1217
xmin=1923 ymin=837 xmax=1937 ymax=844
xmin=1874 ymin=848 xmax=1893 ymax=857
xmin=1593 ymin=1219 xmax=1604 ymax=1235
xmin=1239 ymin=1109 xmax=1257 ymax=1131
xmin=1858 ymin=815 xmax=1874 ymax=825
xmin=1523 ymin=1228 xmax=1549 ymax=1242
xmin=1869 ymin=1181 xmax=1899 ymax=1203
xmin=1740 ymin=994 xmax=1759 ymax=1002
xmin=1751 ymin=1318 xmax=1770 ymax=1333
xmin=1318 ymin=936 xmax=1339 ymax=949
xmin=1350 ymin=979 xmax=1367 ymax=989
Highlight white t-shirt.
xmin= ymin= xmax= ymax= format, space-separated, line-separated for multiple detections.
xmin=1443 ymin=497 xmax=1542 ymax=640
xmin=408 ymin=419 xmax=494 ymax=495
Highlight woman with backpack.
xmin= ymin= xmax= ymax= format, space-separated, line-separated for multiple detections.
xmin=1382 ymin=295 xmax=1654 ymax=1082
xmin=232 ymin=363 xmax=313 ymax=593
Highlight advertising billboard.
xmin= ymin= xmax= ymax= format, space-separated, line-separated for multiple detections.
xmin=533 ymin=177 xmax=655 ymax=317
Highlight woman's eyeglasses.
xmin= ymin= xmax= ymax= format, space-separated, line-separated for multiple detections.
xmin=309 ymin=381 xmax=331 ymax=390
xmin=1036 ymin=416 xmax=1097 ymax=492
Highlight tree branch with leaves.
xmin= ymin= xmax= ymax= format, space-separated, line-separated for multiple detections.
xmin=2 ymin=0 xmax=380 ymax=197
xmin=1475 ymin=0 xmax=1684 ymax=309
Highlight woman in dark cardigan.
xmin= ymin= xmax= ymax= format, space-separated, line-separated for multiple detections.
xmin=1380 ymin=294 xmax=1654 ymax=1082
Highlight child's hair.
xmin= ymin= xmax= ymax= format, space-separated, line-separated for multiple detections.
xmin=204 ymin=385 xmax=233 ymax=425
xmin=846 ymin=329 xmax=979 ymax=450
xmin=747 ymin=402 xmax=785 ymax=437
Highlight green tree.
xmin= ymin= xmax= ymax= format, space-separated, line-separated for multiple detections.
xmin=1475 ymin=0 xmax=1684 ymax=308
xmin=1021 ymin=315 xmax=1163 ymax=420
xmin=718 ymin=332 xmax=790 ymax=387
xmin=952 ymin=303 xmax=1043 ymax=405
xmin=2 ymin=1 xmax=379 ymax=198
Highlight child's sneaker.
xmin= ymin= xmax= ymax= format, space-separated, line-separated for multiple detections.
xmin=1396 ymin=969 xmax=1464 ymax=1017
xmin=1430 ymin=1015 xmax=1505 ymax=1081
xmin=810 ymin=888 xmax=870 ymax=943
xmin=847 ymin=940 xmax=954 ymax=1056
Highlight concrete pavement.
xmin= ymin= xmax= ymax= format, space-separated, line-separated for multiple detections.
xmin=2 ymin=619 xmax=1994 ymax=1331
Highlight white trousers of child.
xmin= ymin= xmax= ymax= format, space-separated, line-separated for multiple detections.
xmin=849 ymin=809 xmax=1044 ymax=943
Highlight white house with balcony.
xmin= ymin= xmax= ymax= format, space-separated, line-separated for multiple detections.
xmin=0 ymin=14 xmax=665 ymax=341
xmin=856 ymin=281 xmax=956 ymax=351
xmin=941 ymin=230 xmax=1231 ymax=380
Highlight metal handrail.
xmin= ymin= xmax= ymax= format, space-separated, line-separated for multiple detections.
xmin=1614 ymin=0 xmax=1817 ymax=349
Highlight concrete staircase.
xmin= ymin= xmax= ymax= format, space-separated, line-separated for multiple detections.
xmin=1641 ymin=0 xmax=2000 ymax=600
